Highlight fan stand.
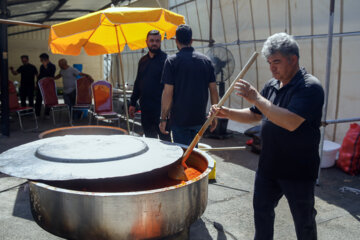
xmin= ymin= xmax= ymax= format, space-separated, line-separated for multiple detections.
xmin=205 ymin=70 xmax=233 ymax=139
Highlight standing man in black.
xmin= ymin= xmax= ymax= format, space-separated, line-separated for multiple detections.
xmin=129 ymin=30 xmax=171 ymax=141
xmin=10 ymin=55 xmax=38 ymax=107
xmin=210 ymin=32 xmax=324 ymax=240
xmin=35 ymin=53 xmax=56 ymax=117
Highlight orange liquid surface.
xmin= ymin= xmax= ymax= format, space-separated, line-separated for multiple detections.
xmin=184 ymin=167 xmax=202 ymax=180
xmin=43 ymin=166 xmax=204 ymax=193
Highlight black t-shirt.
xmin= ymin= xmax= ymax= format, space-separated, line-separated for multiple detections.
xmin=38 ymin=62 xmax=56 ymax=81
xmin=250 ymin=68 xmax=324 ymax=180
xmin=130 ymin=51 xmax=167 ymax=118
xmin=161 ymin=47 xmax=216 ymax=127
xmin=17 ymin=64 xmax=38 ymax=88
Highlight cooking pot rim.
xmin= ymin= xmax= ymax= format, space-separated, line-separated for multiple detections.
xmin=38 ymin=125 xmax=128 ymax=139
xmin=30 ymin=147 xmax=214 ymax=196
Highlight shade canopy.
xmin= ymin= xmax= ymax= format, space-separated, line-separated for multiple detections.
xmin=49 ymin=7 xmax=185 ymax=56
xmin=0 ymin=135 xmax=183 ymax=181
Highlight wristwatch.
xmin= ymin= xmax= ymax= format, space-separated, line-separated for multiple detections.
xmin=159 ymin=118 xmax=167 ymax=122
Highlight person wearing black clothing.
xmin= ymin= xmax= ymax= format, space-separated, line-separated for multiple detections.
xmin=160 ymin=24 xmax=219 ymax=146
xmin=10 ymin=55 xmax=38 ymax=107
xmin=35 ymin=53 xmax=56 ymax=117
xmin=210 ymin=32 xmax=324 ymax=240
xmin=129 ymin=30 xmax=170 ymax=141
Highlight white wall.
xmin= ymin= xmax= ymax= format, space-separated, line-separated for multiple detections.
xmin=119 ymin=0 xmax=360 ymax=144
xmin=8 ymin=25 xmax=103 ymax=88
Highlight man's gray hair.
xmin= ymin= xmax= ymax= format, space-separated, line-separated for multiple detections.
xmin=261 ymin=32 xmax=299 ymax=59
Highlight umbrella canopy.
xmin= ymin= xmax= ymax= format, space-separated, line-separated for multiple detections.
xmin=49 ymin=7 xmax=185 ymax=56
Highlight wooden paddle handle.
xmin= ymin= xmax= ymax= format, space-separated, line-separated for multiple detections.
xmin=181 ymin=52 xmax=259 ymax=167
xmin=200 ymin=146 xmax=247 ymax=151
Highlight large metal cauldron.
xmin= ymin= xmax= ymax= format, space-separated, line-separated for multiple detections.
xmin=28 ymin=126 xmax=214 ymax=240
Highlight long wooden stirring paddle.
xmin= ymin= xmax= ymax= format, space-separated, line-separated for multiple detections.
xmin=168 ymin=52 xmax=259 ymax=181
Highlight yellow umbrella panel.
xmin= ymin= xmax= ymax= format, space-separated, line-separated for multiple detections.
xmin=48 ymin=7 xmax=184 ymax=133
xmin=49 ymin=7 xmax=185 ymax=56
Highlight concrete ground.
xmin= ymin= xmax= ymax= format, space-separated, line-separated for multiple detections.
xmin=0 ymin=114 xmax=359 ymax=240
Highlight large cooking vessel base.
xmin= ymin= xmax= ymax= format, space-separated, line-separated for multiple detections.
xmin=163 ymin=227 xmax=189 ymax=240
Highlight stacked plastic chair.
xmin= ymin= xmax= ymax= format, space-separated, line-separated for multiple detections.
xmin=91 ymin=80 xmax=121 ymax=127
xmin=70 ymin=76 xmax=94 ymax=125
xmin=8 ymin=81 xmax=38 ymax=131
xmin=38 ymin=77 xmax=70 ymax=125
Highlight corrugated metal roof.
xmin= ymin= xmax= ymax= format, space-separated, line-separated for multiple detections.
xmin=5 ymin=0 xmax=129 ymax=35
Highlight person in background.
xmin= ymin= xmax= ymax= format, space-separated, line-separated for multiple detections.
xmin=10 ymin=55 xmax=38 ymax=107
xmin=35 ymin=53 xmax=56 ymax=117
xmin=210 ymin=32 xmax=324 ymax=240
xmin=129 ymin=30 xmax=171 ymax=141
xmin=54 ymin=58 xmax=92 ymax=113
xmin=159 ymin=24 xmax=219 ymax=145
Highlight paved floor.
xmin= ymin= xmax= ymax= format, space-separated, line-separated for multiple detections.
xmin=0 ymin=115 xmax=359 ymax=240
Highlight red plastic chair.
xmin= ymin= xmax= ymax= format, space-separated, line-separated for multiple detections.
xmin=91 ymin=80 xmax=120 ymax=126
xmin=70 ymin=76 xmax=94 ymax=125
xmin=8 ymin=81 xmax=38 ymax=131
xmin=38 ymin=77 xmax=70 ymax=125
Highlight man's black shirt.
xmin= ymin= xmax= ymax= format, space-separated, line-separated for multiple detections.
xmin=17 ymin=64 xmax=38 ymax=89
xmin=250 ymin=68 xmax=324 ymax=180
xmin=130 ymin=51 xmax=167 ymax=118
xmin=161 ymin=47 xmax=216 ymax=127
xmin=38 ymin=62 xmax=56 ymax=81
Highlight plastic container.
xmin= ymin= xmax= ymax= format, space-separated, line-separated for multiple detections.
xmin=198 ymin=143 xmax=216 ymax=180
xmin=321 ymin=140 xmax=341 ymax=168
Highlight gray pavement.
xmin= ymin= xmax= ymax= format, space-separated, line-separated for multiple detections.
xmin=0 ymin=116 xmax=360 ymax=240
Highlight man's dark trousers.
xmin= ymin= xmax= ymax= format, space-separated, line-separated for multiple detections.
xmin=35 ymin=86 xmax=50 ymax=116
xmin=141 ymin=114 xmax=171 ymax=141
xmin=19 ymin=86 xmax=34 ymax=107
xmin=253 ymin=173 xmax=317 ymax=240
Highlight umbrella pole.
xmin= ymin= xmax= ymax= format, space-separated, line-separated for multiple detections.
xmin=118 ymin=52 xmax=131 ymax=134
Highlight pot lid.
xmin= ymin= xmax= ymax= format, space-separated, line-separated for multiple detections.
xmin=0 ymin=135 xmax=183 ymax=181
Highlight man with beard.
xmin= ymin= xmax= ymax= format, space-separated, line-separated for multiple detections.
xmin=129 ymin=30 xmax=171 ymax=141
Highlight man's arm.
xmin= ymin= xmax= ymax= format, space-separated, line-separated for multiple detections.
xmin=54 ymin=73 xmax=62 ymax=80
xmin=253 ymin=96 xmax=304 ymax=131
xmin=236 ymin=79 xmax=304 ymax=131
xmin=79 ymin=72 xmax=90 ymax=78
xmin=209 ymin=82 xmax=219 ymax=105
xmin=159 ymin=84 xmax=173 ymax=134
xmin=9 ymin=67 xmax=18 ymax=76
xmin=160 ymin=84 xmax=173 ymax=120
xmin=130 ymin=72 xmax=141 ymax=107
xmin=211 ymin=106 xmax=262 ymax=123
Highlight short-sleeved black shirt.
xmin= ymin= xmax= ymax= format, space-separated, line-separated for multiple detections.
xmin=38 ymin=62 xmax=56 ymax=81
xmin=130 ymin=51 xmax=167 ymax=118
xmin=161 ymin=47 xmax=216 ymax=127
xmin=16 ymin=64 xmax=38 ymax=88
xmin=250 ymin=68 xmax=324 ymax=180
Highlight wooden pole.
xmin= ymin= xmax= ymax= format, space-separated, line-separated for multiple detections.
xmin=0 ymin=19 xmax=50 ymax=28
xmin=118 ymin=52 xmax=131 ymax=134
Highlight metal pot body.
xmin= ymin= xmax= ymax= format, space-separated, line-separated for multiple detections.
xmin=29 ymin=149 xmax=213 ymax=240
